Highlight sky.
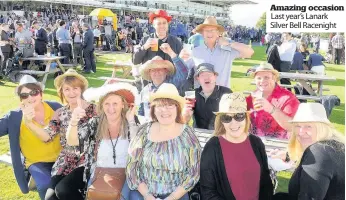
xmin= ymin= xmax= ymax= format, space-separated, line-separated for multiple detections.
xmin=230 ymin=0 xmax=267 ymax=27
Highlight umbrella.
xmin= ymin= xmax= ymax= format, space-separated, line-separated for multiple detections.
xmin=89 ymin=8 xmax=115 ymax=17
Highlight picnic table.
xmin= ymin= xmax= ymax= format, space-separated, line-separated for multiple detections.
xmin=105 ymin=61 xmax=133 ymax=79
xmin=279 ymin=72 xmax=336 ymax=96
xmin=21 ymin=56 xmax=68 ymax=89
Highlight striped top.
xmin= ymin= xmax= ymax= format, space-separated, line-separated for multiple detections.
xmin=126 ymin=122 xmax=201 ymax=196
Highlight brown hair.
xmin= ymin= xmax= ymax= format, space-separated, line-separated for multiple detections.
xmin=57 ymin=76 xmax=87 ymax=103
xmin=150 ymin=98 xmax=184 ymax=124
xmin=213 ymin=112 xmax=251 ymax=136
xmin=17 ymin=83 xmax=42 ymax=100
xmin=96 ymin=92 xmax=129 ymax=141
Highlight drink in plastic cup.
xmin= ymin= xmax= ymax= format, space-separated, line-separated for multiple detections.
xmin=151 ymin=38 xmax=159 ymax=52
xmin=47 ymin=52 xmax=51 ymax=57
xmin=252 ymin=90 xmax=263 ymax=110
xmin=185 ymin=91 xmax=196 ymax=108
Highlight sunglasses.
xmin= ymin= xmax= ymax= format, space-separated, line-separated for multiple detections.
xmin=220 ymin=113 xmax=246 ymax=123
xmin=19 ymin=90 xmax=41 ymax=100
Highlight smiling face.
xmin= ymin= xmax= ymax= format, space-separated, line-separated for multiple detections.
xmin=196 ymin=71 xmax=217 ymax=91
xmin=151 ymin=98 xmax=182 ymax=125
xmin=254 ymin=71 xmax=276 ymax=93
xmin=221 ymin=113 xmax=247 ymax=139
xmin=102 ymin=94 xmax=125 ymax=122
xmin=294 ymin=122 xmax=317 ymax=149
xmin=19 ymin=86 xmax=42 ymax=108
xmin=202 ymin=26 xmax=219 ymax=44
xmin=61 ymin=84 xmax=82 ymax=105
xmin=149 ymin=68 xmax=168 ymax=85
xmin=153 ymin=17 xmax=168 ymax=36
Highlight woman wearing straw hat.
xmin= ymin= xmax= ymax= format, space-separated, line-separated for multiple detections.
xmin=138 ymin=56 xmax=188 ymax=120
xmin=65 ymin=82 xmax=140 ymax=200
xmin=246 ymin=62 xmax=300 ymax=139
xmin=190 ymin=16 xmax=254 ymax=89
xmin=200 ymin=92 xmax=273 ymax=200
xmin=127 ymin=83 xmax=201 ymax=200
xmin=273 ymin=103 xmax=345 ymax=200
xmin=0 ymin=75 xmax=62 ymax=199
xmin=24 ymin=69 xmax=97 ymax=200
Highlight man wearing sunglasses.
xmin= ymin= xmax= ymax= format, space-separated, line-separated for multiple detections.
xmin=0 ymin=75 xmax=62 ymax=199
xmin=183 ymin=63 xmax=231 ymax=130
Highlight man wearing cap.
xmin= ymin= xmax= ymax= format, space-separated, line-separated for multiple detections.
xmin=133 ymin=10 xmax=184 ymax=66
xmin=138 ymin=56 xmax=188 ymax=118
xmin=183 ymin=63 xmax=231 ymax=130
xmin=190 ymin=16 xmax=254 ymax=89
xmin=246 ymin=62 xmax=300 ymax=139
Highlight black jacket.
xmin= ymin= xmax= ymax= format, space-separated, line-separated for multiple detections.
xmin=200 ymin=135 xmax=273 ymax=200
xmin=82 ymin=28 xmax=94 ymax=51
xmin=267 ymin=44 xmax=281 ymax=71
xmin=0 ymin=30 xmax=11 ymax=53
xmin=133 ymin=33 xmax=183 ymax=64
xmin=193 ymin=86 xmax=232 ymax=130
xmin=34 ymin=28 xmax=48 ymax=48
xmin=289 ymin=140 xmax=345 ymax=200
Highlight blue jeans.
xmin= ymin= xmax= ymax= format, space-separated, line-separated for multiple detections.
xmin=129 ymin=190 xmax=189 ymax=200
xmin=28 ymin=162 xmax=54 ymax=200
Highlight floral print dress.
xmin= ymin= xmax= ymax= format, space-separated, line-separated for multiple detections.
xmin=45 ymin=104 xmax=97 ymax=176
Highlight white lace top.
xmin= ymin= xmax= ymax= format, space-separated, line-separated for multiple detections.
xmin=96 ymin=138 xmax=129 ymax=168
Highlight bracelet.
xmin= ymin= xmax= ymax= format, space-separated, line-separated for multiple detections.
xmin=269 ymin=105 xmax=276 ymax=115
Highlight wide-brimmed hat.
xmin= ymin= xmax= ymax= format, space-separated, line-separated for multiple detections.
xmin=140 ymin=56 xmax=175 ymax=81
xmin=251 ymin=62 xmax=280 ymax=79
xmin=15 ymin=75 xmax=44 ymax=94
xmin=194 ymin=63 xmax=218 ymax=77
xmin=214 ymin=92 xmax=247 ymax=115
xmin=83 ymin=82 xmax=139 ymax=105
xmin=195 ymin=16 xmax=225 ymax=33
xmin=148 ymin=10 xmax=172 ymax=24
xmin=149 ymin=83 xmax=185 ymax=108
xmin=54 ymin=69 xmax=88 ymax=89
xmin=289 ymin=103 xmax=330 ymax=124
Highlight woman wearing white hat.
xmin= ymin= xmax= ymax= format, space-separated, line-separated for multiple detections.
xmin=200 ymin=92 xmax=273 ymax=200
xmin=274 ymin=103 xmax=345 ymax=200
xmin=65 ymin=82 xmax=140 ymax=200
xmin=24 ymin=69 xmax=98 ymax=200
xmin=127 ymin=83 xmax=201 ymax=200
xmin=0 ymin=75 xmax=62 ymax=200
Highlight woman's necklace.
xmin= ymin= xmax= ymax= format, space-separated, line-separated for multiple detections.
xmin=108 ymin=130 xmax=120 ymax=165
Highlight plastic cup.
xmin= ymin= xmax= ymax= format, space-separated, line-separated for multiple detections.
xmin=151 ymin=38 xmax=159 ymax=52
xmin=185 ymin=91 xmax=196 ymax=108
xmin=252 ymin=90 xmax=263 ymax=110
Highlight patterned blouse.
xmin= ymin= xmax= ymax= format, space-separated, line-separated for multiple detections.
xmin=45 ymin=104 xmax=97 ymax=176
xmin=127 ymin=122 xmax=201 ymax=196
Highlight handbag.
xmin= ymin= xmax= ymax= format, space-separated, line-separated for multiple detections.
xmin=86 ymin=168 xmax=126 ymax=200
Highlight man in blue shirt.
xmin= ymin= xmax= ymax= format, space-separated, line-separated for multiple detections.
xmin=56 ymin=20 xmax=71 ymax=64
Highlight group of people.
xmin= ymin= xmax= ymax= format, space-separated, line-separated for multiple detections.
xmin=0 ymin=9 xmax=345 ymax=200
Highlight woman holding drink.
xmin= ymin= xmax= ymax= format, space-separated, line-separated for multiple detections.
xmin=246 ymin=62 xmax=300 ymax=139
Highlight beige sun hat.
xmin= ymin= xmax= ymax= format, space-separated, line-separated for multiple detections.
xmin=140 ymin=56 xmax=175 ymax=81
xmin=149 ymin=83 xmax=185 ymax=108
xmin=214 ymin=92 xmax=248 ymax=115
xmin=54 ymin=69 xmax=89 ymax=89
xmin=251 ymin=62 xmax=280 ymax=80
xmin=289 ymin=103 xmax=330 ymax=124
xmin=195 ymin=16 xmax=225 ymax=34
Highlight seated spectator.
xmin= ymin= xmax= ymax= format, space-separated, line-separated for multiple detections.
xmin=138 ymin=56 xmax=188 ymax=119
xmin=246 ymin=62 xmax=300 ymax=139
xmin=308 ymin=48 xmax=326 ymax=75
xmin=291 ymin=48 xmax=304 ymax=71
xmin=127 ymin=83 xmax=201 ymax=200
xmin=200 ymin=92 xmax=273 ymax=200
xmin=67 ymin=82 xmax=140 ymax=200
xmin=182 ymin=63 xmax=231 ymax=130
xmin=299 ymin=43 xmax=310 ymax=60
xmin=274 ymin=103 xmax=345 ymax=200
xmin=0 ymin=75 xmax=62 ymax=199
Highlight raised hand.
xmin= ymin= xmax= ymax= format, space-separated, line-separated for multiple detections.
xmin=20 ymin=102 xmax=35 ymax=123
xmin=71 ymin=98 xmax=86 ymax=124
xmin=126 ymin=104 xmax=137 ymax=122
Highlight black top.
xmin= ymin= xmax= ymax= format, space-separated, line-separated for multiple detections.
xmin=133 ymin=33 xmax=183 ymax=65
xmin=193 ymin=86 xmax=232 ymax=130
xmin=200 ymin=135 xmax=273 ymax=200
xmin=0 ymin=30 xmax=11 ymax=53
xmin=267 ymin=44 xmax=281 ymax=71
xmin=289 ymin=140 xmax=345 ymax=200
xmin=34 ymin=28 xmax=48 ymax=48
xmin=82 ymin=29 xmax=94 ymax=51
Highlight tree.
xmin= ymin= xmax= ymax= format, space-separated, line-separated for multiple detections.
xmin=256 ymin=12 xmax=266 ymax=32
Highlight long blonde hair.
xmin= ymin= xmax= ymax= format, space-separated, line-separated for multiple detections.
xmin=214 ymin=112 xmax=251 ymax=136
xmin=288 ymin=122 xmax=345 ymax=162
xmin=96 ymin=92 xmax=129 ymax=141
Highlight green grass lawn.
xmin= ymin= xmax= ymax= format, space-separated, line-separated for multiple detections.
xmin=0 ymin=46 xmax=344 ymax=199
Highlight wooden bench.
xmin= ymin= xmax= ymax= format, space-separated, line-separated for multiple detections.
xmin=250 ymin=82 xmax=330 ymax=91
xmin=105 ymin=61 xmax=133 ymax=79
xmin=295 ymin=95 xmax=322 ymax=101
xmin=98 ymin=76 xmax=136 ymax=84
xmin=61 ymin=64 xmax=77 ymax=69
